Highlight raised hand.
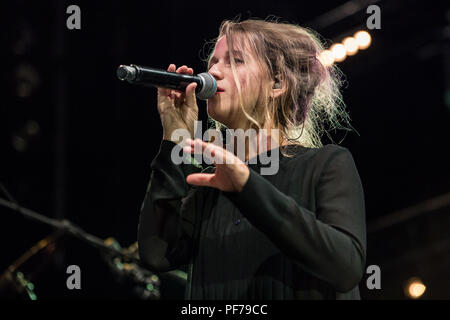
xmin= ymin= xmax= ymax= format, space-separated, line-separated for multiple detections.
xmin=183 ymin=138 xmax=250 ymax=192
xmin=157 ymin=64 xmax=199 ymax=142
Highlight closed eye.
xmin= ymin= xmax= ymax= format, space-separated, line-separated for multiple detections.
xmin=208 ymin=52 xmax=245 ymax=70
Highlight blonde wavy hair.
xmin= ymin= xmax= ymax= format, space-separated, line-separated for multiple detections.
xmin=202 ymin=17 xmax=356 ymax=156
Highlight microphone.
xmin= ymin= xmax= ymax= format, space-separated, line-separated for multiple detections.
xmin=116 ymin=64 xmax=217 ymax=100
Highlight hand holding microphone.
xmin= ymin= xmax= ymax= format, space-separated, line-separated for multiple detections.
xmin=158 ymin=64 xmax=200 ymax=142
xmin=116 ymin=64 xmax=217 ymax=100
xmin=117 ymin=63 xmax=217 ymax=142
xmin=129 ymin=64 xmax=199 ymax=142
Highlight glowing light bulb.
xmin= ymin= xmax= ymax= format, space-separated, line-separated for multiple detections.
xmin=405 ymin=277 xmax=426 ymax=299
xmin=354 ymin=31 xmax=371 ymax=50
xmin=343 ymin=37 xmax=359 ymax=56
xmin=330 ymin=43 xmax=346 ymax=62
xmin=319 ymin=50 xmax=335 ymax=67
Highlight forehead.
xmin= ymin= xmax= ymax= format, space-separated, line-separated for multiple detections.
xmin=212 ymin=35 xmax=250 ymax=56
xmin=214 ymin=36 xmax=227 ymax=52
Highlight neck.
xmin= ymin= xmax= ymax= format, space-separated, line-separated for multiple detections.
xmin=228 ymin=129 xmax=283 ymax=162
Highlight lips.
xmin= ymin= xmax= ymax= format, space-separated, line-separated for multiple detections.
xmin=216 ymin=86 xmax=225 ymax=92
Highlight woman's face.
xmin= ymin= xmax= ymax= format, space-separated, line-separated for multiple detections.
xmin=206 ymin=35 xmax=266 ymax=130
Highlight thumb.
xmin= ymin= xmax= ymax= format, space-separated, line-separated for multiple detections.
xmin=185 ymin=82 xmax=198 ymax=108
xmin=186 ymin=173 xmax=215 ymax=187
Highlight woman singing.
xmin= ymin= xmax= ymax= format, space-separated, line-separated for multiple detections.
xmin=137 ymin=18 xmax=366 ymax=299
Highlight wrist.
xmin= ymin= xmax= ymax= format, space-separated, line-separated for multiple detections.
xmin=236 ymin=165 xmax=250 ymax=192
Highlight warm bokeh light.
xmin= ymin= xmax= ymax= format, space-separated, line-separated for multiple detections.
xmin=330 ymin=43 xmax=346 ymax=62
xmin=319 ymin=49 xmax=335 ymax=67
xmin=405 ymin=278 xmax=426 ymax=299
xmin=354 ymin=30 xmax=372 ymax=50
xmin=320 ymin=30 xmax=372 ymax=65
xmin=343 ymin=37 xmax=359 ymax=56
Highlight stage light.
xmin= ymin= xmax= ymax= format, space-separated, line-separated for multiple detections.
xmin=343 ymin=37 xmax=359 ymax=56
xmin=354 ymin=30 xmax=371 ymax=50
xmin=405 ymin=277 xmax=426 ymax=299
xmin=330 ymin=43 xmax=346 ymax=62
xmin=320 ymin=30 xmax=371 ymax=66
xmin=319 ymin=49 xmax=335 ymax=67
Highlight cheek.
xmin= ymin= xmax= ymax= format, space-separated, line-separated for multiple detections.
xmin=227 ymin=70 xmax=248 ymax=90
xmin=237 ymin=74 xmax=249 ymax=89
xmin=246 ymin=75 xmax=264 ymax=103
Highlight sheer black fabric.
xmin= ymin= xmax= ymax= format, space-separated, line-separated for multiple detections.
xmin=138 ymin=140 xmax=366 ymax=299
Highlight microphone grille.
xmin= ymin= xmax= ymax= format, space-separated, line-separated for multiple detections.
xmin=197 ymin=72 xmax=217 ymax=100
xmin=116 ymin=65 xmax=136 ymax=82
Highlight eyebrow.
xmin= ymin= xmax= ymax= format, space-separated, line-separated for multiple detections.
xmin=208 ymin=50 xmax=244 ymax=66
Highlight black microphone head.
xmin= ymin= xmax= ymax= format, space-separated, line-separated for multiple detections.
xmin=197 ymin=72 xmax=217 ymax=100
xmin=117 ymin=65 xmax=137 ymax=82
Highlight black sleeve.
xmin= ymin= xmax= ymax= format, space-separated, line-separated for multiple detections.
xmin=137 ymin=140 xmax=202 ymax=272
xmin=223 ymin=146 xmax=366 ymax=293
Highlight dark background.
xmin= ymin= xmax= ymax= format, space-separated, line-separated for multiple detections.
xmin=1 ymin=0 xmax=449 ymax=300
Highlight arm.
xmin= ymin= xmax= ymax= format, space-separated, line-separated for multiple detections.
xmin=137 ymin=139 xmax=201 ymax=272
xmin=223 ymin=146 xmax=366 ymax=293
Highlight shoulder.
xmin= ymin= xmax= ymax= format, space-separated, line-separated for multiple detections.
xmin=283 ymin=143 xmax=353 ymax=165
xmin=315 ymin=144 xmax=355 ymax=168
xmin=280 ymin=143 xmax=358 ymax=181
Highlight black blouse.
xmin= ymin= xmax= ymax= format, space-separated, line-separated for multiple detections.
xmin=137 ymin=139 xmax=366 ymax=300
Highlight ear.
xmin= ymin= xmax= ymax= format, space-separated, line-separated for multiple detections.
xmin=270 ymin=76 xmax=286 ymax=99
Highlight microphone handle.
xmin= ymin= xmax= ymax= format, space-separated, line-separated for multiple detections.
xmin=127 ymin=64 xmax=203 ymax=92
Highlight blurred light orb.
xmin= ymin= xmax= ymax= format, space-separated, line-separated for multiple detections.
xmin=26 ymin=120 xmax=40 ymax=136
xmin=319 ymin=50 xmax=335 ymax=67
xmin=17 ymin=81 xmax=33 ymax=98
xmin=330 ymin=43 xmax=346 ymax=62
xmin=405 ymin=277 xmax=426 ymax=299
xmin=343 ymin=37 xmax=359 ymax=56
xmin=12 ymin=136 xmax=27 ymax=152
xmin=354 ymin=31 xmax=372 ymax=50
xmin=15 ymin=63 xmax=40 ymax=98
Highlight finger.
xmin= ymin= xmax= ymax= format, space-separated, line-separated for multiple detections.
xmin=171 ymin=66 xmax=189 ymax=99
xmin=173 ymin=66 xmax=196 ymax=107
xmin=186 ymin=139 xmax=229 ymax=165
xmin=157 ymin=86 xmax=173 ymax=101
xmin=171 ymin=64 xmax=188 ymax=98
xmin=176 ymin=65 xmax=188 ymax=73
xmin=174 ymin=66 xmax=189 ymax=95
xmin=186 ymin=173 xmax=216 ymax=187
xmin=168 ymin=64 xmax=176 ymax=72
xmin=185 ymin=82 xmax=198 ymax=107
xmin=158 ymin=64 xmax=176 ymax=98
xmin=173 ymin=91 xmax=183 ymax=99
xmin=183 ymin=141 xmax=216 ymax=158
xmin=178 ymin=67 xmax=195 ymax=98
xmin=183 ymin=141 xmax=215 ymax=165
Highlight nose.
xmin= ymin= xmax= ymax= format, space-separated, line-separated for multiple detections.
xmin=208 ymin=63 xmax=223 ymax=80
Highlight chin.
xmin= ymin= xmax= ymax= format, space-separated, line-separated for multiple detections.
xmin=207 ymin=100 xmax=234 ymax=128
